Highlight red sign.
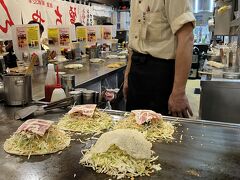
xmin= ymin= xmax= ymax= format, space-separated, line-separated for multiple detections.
xmin=32 ymin=10 xmax=45 ymax=23
xmin=0 ymin=0 xmax=14 ymax=33
xmin=55 ymin=6 xmax=62 ymax=25
xmin=69 ymin=6 xmax=76 ymax=24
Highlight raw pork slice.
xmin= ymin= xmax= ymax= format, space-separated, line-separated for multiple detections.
xmin=17 ymin=119 xmax=54 ymax=136
xmin=68 ymin=104 xmax=97 ymax=118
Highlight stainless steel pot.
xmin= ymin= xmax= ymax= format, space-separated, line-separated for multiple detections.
xmin=3 ymin=74 xmax=32 ymax=105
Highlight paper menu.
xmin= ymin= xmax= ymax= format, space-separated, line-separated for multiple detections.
xmin=27 ymin=26 xmax=40 ymax=50
xmin=87 ymin=26 xmax=97 ymax=44
xmin=16 ymin=27 xmax=28 ymax=50
xmin=76 ymin=27 xmax=87 ymax=42
xmin=15 ymin=24 xmax=40 ymax=51
xmin=48 ymin=26 xmax=71 ymax=49
xmin=48 ymin=28 xmax=60 ymax=46
xmin=59 ymin=28 xmax=70 ymax=47
xmin=12 ymin=24 xmax=41 ymax=61
xmin=102 ymin=26 xmax=112 ymax=41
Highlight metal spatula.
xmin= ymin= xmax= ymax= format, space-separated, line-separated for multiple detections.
xmin=14 ymin=97 xmax=74 ymax=120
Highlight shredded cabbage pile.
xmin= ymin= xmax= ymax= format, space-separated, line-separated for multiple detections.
xmin=80 ymin=145 xmax=161 ymax=179
xmin=57 ymin=109 xmax=113 ymax=134
xmin=113 ymin=114 xmax=175 ymax=142
xmin=4 ymin=125 xmax=70 ymax=158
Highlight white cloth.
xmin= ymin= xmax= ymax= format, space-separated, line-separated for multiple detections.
xmin=129 ymin=0 xmax=196 ymax=59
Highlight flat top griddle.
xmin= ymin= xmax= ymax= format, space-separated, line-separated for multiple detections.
xmin=0 ymin=109 xmax=240 ymax=180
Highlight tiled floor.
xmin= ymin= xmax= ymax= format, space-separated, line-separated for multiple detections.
xmin=186 ymin=80 xmax=201 ymax=119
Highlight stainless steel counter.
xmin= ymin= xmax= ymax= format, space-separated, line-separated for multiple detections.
xmin=31 ymin=58 xmax=126 ymax=100
xmin=0 ymin=108 xmax=240 ymax=180
xmin=200 ymin=75 xmax=240 ymax=123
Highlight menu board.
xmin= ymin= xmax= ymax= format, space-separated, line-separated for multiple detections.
xmin=76 ymin=27 xmax=87 ymax=42
xmin=14 ymin=24 xmax=41 ymax=52
xmin=47 ymin=26 xmax=71 ymax=51
xmin=12 ymin=24 xmax=41 ymax=61
xmin=16 ymin=27 xmax=28 ymax=50
xmin=59 ymin=28 xmax=71 ymax=47
xmin=87 ymin=26 xmax=97 ymax=44
xmin=102 ymin=26 xmax=112 ymax=41
xmin=15 ymin=25 xmax=40 ymax=51
xmin=27 ymin=26 xmax=40 ymax=50
xmin=48 ymin=28 xmax=60 ymax=46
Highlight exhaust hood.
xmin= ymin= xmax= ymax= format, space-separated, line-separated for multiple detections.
xmin=192 ymin=0 xmax=214 ymax=13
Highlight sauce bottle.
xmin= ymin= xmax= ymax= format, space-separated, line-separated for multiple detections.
xmin=45 ymin=64 xmax=56 ymax=102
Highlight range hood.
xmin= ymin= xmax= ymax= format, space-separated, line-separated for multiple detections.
xmin=192 ymin=0 xmax=214 ymax=13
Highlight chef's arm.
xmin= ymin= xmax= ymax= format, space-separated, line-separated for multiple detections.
xmin=123 ymin=49 xmax=133 ymax=99
xmin=168 ymin=22 xmax=194 ymax=117
xmin=125 ymin=49 xmax=133 ymax=79
xmin=173 ymin=22 xmax=193 ymax=94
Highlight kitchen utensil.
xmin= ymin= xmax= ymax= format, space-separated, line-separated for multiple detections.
xmin=14 ymin=96 xmax=74 ymax=120
xmin=25 ymin=53 xmax=37 ymax=75
xmin=3 ymin=74 xmax=32 ymax=105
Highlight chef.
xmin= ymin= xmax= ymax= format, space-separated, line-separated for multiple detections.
xmin=123 ymin=0 xmax=196 ymax=118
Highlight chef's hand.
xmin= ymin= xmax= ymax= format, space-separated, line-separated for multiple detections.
xmin=168 ymin=92 xmax=193 ymax=118
xmin=123 ymin=77 xmax=128 ymax=101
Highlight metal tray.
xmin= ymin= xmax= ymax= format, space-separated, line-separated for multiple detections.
xmin=0 ymin=109 xmax=240 ymax=180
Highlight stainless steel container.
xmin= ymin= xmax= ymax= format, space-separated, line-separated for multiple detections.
xmin=61 ymin=74 xmax=75 ymax=96
xmin=0 ymin=56 xmax=6 ymax=74
xmin=0 ymin=81 xmax=4 ymax=101
xmin=69 ymin=90 xmax=82 ymax=105
xmin=94 ymin=91 xmax=100 ymax=104
xmin=81 ymin=90 xmax=100 ymax=104
xmin=72 ymin=42 xmax=81 ymax=60
xmin=89 ymin=47 xmax=99 ymax=59
xmin=82 ymin=90 xmax=95 ymax=104
xmin=3 ymin=74 xmax=32 ymax=105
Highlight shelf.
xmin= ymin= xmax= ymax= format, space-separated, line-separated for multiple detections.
xmin=231 ymin=17 xmax=240 ymax=27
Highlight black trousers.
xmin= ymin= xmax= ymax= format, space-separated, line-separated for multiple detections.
xmin=126 ymin=51 xmax=175 ymax=115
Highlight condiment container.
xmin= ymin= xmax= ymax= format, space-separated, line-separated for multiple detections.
xmin=61 ymin=74 xmax=75 ymax=96
xmin=69 ymin=90 xmax=82 ymax=105
xmin=51 ymin=65 xmax=66 ymax=102
xmin=45 ymin=64 xmax=56 ymax=102
xmin=82 ymin=90 xmax=95 ymax=104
